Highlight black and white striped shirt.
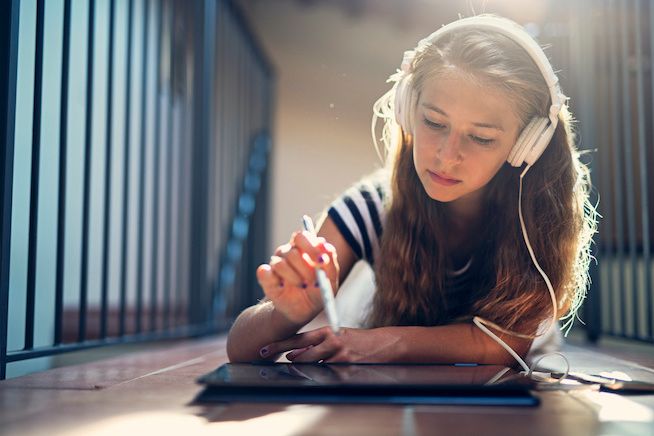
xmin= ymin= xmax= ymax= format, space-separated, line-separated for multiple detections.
xmin=327 ymin=170 xmax=387 ymax=266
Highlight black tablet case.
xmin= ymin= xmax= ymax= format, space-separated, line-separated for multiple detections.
xmin=194 ymin=363 xmax=539 ymax=406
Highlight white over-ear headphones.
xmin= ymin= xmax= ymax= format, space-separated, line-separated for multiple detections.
xmin=394 ymin=16 xmax=566 ymax=167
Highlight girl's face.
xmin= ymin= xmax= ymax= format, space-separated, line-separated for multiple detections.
xmin=412 ymin=70 xmax=522 ymax=218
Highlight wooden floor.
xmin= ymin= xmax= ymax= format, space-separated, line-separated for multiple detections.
xmin=1 ymin=336 xmax=653 ymax=436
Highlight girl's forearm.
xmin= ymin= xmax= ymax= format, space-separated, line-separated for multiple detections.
xmin=226 ymin=301 xmax=305 ymax=362
xmin=383 ymin=323 xmax=532 ymax=366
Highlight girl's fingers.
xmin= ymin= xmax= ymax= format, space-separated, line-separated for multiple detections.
xmin=288 ymin=334 xmax=341 ymax=362
xmin=274 ymin=243 xmax=293 ymax=257
xmin=285 ymin=345 xmax=314 ymax=361
xmin=256 ymin=263 xmax=279 ymax=286
xmin=287 ymin=344 xmax=327 ymax=362
xmin=269 ymin=255 xmax=304 ymax=287
xmin=264 ymin=232 xmax=339 ymax=296
xmin=292 ymin=232 xmax=340 ymax=287
xmin=260 ymin=328 xmax=328 ymax=358
xmin=284 ymin=247 xmax=317 ymax=286
xmin=291 ymin=231 xmax=325 ymax=264
xmin=256 ymin=264 xmax=284 ymax=299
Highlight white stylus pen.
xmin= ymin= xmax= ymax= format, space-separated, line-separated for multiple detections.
xmin=302 ymin=215 xmax=340 ymax=335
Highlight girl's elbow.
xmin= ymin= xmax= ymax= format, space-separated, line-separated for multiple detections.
xmin=226 ymin=332 xmax=251 ymax=363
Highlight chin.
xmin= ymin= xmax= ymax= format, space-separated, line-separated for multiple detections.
xmin=421 ymin=182 xmax=461 ymax=203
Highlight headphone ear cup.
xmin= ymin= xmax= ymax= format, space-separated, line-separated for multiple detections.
xmin=507 ymin=117 xmax=549 ymax=167
xmin=524 ymin=121 xmax=556 ymax=165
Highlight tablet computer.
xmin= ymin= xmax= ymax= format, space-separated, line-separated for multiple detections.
xmin=194 ymin=363 xmax=539 ymax=406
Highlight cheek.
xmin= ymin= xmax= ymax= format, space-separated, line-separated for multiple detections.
xmin=472 ymin=158 xmax=506 ymax=187
xmin=412 ymin=141 xmax=432 ymax=172
xmin=412 ymin=130 xmax=437 ymax=164
xmin=412 ymin=142 xmax=422 ymax=175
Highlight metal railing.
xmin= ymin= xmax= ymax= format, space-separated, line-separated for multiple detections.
xmin=0 ymin=0 xmax=274 ymax=379
xmin=545 ymin=0 xmax=654 ymax=344
xmin=588 ymin=0 xmax=654 ymax=344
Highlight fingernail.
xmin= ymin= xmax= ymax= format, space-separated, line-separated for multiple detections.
xmin=288 ymin=345 xmax=313 ymax=360
xmin=260 ymin=347 xmax=270 ymax=357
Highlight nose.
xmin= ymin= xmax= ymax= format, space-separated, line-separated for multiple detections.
xmin=437 ymin=131 xmax=463 ymax=164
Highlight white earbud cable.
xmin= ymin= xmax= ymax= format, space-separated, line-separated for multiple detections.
xmin=473 ymin=164 xmax=569 ymax=382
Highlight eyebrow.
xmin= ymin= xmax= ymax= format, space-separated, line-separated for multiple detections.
xmin=421 ymin=103 xmax=505 ymax=132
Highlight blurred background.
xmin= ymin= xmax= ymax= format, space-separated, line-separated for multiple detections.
xmin=1 ymin=0 xmax=653 ymax=379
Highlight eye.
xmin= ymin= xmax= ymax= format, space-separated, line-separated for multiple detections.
xmin=423 ymin=117 xmax=445 ymax=130
xmin=469 ymin=135 xmax=494 ymax=146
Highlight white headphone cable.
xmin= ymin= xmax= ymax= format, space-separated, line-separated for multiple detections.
xmin=473 ymin=164 xmax=569 ymax=383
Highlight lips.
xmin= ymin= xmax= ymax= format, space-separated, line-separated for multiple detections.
xmin=428 ymin=170 xmax=461 ymax=186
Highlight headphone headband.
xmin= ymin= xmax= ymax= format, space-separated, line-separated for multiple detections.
xmin=421 ymin=16 xmax=564 ymax=115
xmin=395 ymin=15 xmax=566 ymax=167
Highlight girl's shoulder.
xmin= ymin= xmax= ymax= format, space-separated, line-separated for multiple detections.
xmin=348 ymin=166 xmax=392 ymax=207
xmin=326 ymin=166 xmax=391 ymax=265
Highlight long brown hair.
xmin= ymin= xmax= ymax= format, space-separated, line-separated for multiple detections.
xmin=367 ymin=18 xmax=598 ymax=337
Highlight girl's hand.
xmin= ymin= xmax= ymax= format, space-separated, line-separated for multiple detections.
xmin=259 ymin=327 xmax=402 ymax=363
xmin=256 ymin=231 xmax=340 ymax=325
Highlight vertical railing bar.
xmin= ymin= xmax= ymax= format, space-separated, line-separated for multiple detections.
xmin=223 ymin=1 xmax=230 ymax=317
xmin=228 ymin=1 xmax=236 ymax=319
xmin=175 ymin=51 xmax=186 ymax=328
xmin=163 ymin=0 xmax=175 ymax=330
xmin=647 ymin=0 xmax=654 ymax=341
xmin=0 ymin=0 xmax=21 ymax=380
xmin=633 ymin=0 xmax=650 ymax=341
xmin=241 ymin=48 xmax=249 ymax=311
xmin=54 ymin=0 xmax=72 ymax=345
xmin=213 ymin=0 xmax=224 ymax=322
xmin=174 ymin=30 xmax=182 ymax=329
xmin=136 ymin=0 xmax=150 ymax=334
xmin=218 ymin=3 xmax=227 ymax=319
xmin=608 ymin=0 xmax=625 ymax=337
xmin=207 ymin=4 xmax=218 ymax=323
xmin=236 ymin=33 xmax=244 ymax=313
xmin=25 ymin=0 xmax=46 ymax=351
xmin=205 ymin=13 xmax=215 ymax=328
xmin=176 ymin=15 xmax=190 ymax=328
xmin=100 ymin=0 xmax=116 ymax=340
xmin=149 ymin=0 xmax=163 ymax=332
xmin=206 ymin=0 xmax=217 ymax=327
xmin=252 ymin=58 xmax=259 ymax=310
xmin=619 ymin=0 xmax=638 ymax=338
xmin=79 ymin=0 xmax=96 ymax=343
xmin=188 ymin=0 xmax=214 ymax=327
xmin=605 ymin=0 xmax=617 ymax=336
xmin=596 ymin=0 xmax=614 ymax=339
xmin=577 ymin=0 xmax=602 ymax=342
xmin=242 ymin=33 xmax=249 ymax=311
xmin=226 ymin=6 xmax=233 ymax=315
xmin=119 ymin=0 xmax=134 ymax=338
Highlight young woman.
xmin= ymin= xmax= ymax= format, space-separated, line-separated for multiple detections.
xmin=226 ymin=15 xmax=597 ymax=368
